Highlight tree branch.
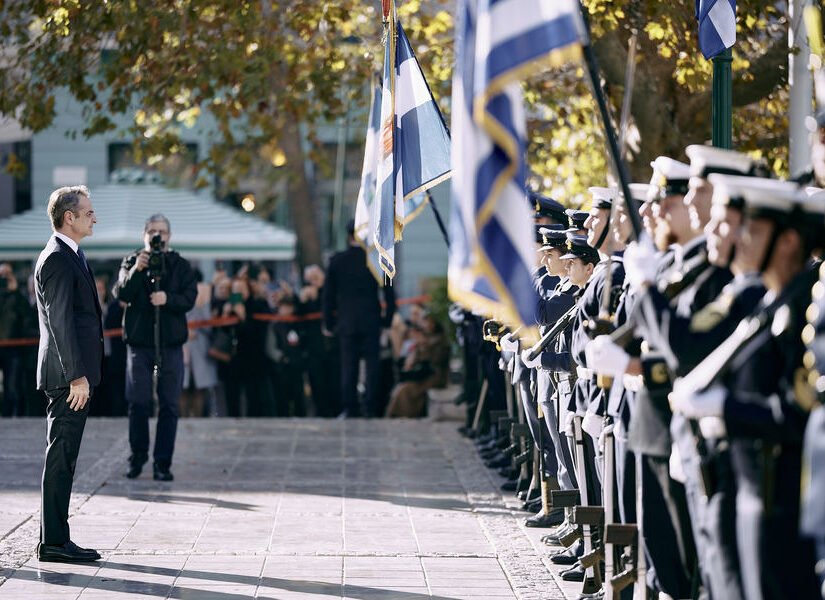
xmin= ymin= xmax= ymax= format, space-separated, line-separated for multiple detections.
xmin=732 ymin=30 xmax=788 ymax=107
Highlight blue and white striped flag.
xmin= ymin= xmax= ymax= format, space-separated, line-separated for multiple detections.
xmin=696 ymin=0 xmax=736 ymax=60
xmin=354 ymin=73 xmax=383 ymax=281
xmin=448 ymin=0 xmax=586 ymax=330
xmin=373 ymin=4 xmax=452 ymax=280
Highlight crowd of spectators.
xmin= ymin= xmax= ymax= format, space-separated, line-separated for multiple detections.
xmin=0 ymin=260 xmax=450 ymax=419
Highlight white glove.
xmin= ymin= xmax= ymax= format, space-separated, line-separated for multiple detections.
xmin=497 ymin=358 xmax=507 ymax=371
xmin=499 ymin=333 xmax=519 ymax=353
xmin=623 ymin=235 xmax=658 ymax=292
xmin=669 ymin=444 xmax=686 ymax=483
xmin=699 ymin=416 xmax=727 ymax=439
xmin=564 ymin=413 xmax=575 ymax=437
xmin=598 ymin=422 xmax=614 ymax=450
xmin=520 ymin=348 xmax=542 ymax=369
xmin=669 ymin=382 xmax=726 ymax=419
xmin=585 ymin=335 xmax=630 ymax=378
xmin=582 ymin=411 xmax=604 ymax=441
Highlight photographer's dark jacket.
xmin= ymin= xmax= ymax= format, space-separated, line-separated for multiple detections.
xmin=113 ymin=249 xmax=197 ymax=348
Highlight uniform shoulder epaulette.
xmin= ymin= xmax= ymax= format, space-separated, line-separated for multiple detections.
xmin=690 ymin=291 xmax=735 ymax=333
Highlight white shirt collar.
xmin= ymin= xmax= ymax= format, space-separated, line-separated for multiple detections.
xmin=54 ymin=232 xmax=79 ymax=254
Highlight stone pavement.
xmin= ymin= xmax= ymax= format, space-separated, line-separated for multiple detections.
xmin=0 ymin=418 xmax=575 ymax=599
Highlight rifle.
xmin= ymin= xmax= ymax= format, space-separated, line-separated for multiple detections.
xmin=525 ymin=303 xmax=579 ymax=362
xmin=672 ymin=267 xmax=816 ymax=398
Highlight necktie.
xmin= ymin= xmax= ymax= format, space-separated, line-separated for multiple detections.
xmin=77 ymin=248 xmax=89 ymax=272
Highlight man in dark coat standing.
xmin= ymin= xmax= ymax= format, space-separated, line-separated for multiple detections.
xmin=35 ymin=185 xmax=103 ymax=563
xmin=323 ymin=219 xmax=396 ymax=417
xmin=113 ymin=214 xmax=197 ymax=481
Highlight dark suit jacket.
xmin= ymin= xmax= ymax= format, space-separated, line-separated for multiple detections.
xmin=35 ymin=236 xmax=103 ymax=390
xmin=322 ymin=245 xmax=396 ymax=336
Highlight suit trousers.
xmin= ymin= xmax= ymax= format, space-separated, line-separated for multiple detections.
xmin=639 ymin=454 xmax=696 ymax=598
xmin=518 ymin=379 xmax=558 ymax=479
xmin=339 ymin=330 xmax=379 ymax=417
xmin=126 ymin=345 xmax=183 ymax=467
xmin=538 ymin=390 xmax=577 ymax=490
xmin=41 ymin=386 xmax=91 ymax=544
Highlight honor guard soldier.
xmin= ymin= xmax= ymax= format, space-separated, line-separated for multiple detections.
xmin=595 ymin=157 xmax=700 ymax=600
xmin=670 ymin=177 xmax=824 ymax=600
xmin=566 ymin=209 xmax=590 ymax=234
xmin=531 ymin=191 xmax=570 ymax=228
xmin=564 ymin=185 xmax=627 ymax=588
xmin=519 ymin=228 xmax=584 ymax=528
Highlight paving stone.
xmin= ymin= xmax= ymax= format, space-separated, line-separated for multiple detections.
xmin=0 ymin=418 xmax=568 ymax=599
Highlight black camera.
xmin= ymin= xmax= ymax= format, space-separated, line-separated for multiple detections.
xmin=147 ymin=234 xmax=166 ymax=280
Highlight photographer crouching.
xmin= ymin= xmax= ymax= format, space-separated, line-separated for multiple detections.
xmin=113 ymin=214 xmax=196 ymax=481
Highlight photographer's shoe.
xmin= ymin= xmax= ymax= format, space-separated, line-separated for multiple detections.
xmin=125 ymin=455 xmax=147 ymax=479
xmin=153 ymin=464 xmax=174 ymax=481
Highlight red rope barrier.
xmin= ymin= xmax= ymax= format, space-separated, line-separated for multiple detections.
xmin=0 ymin=295 xmax=431 ymax=348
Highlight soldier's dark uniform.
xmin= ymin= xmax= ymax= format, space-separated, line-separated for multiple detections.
xmin=508 ymin=200 xmax=570 ymax=501
xmin=660 ymin=146 xmax=770 ymax=600
xmin=671 ymin=178 xmax=822 ymax=600
xmin=625 ymin=157 xmax=706 ymax=599
xmin=802 ymin=261 xmax=825 ymax=597
xmin=533 ymin=228 xmax=583 ymax=493
xmin=569 ymin=189 xmax=625 ymax=504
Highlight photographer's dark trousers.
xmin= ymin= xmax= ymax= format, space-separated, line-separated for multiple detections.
xmin=126 ymin=345 xmax=183 ymax=468
xmin=339 ymin=329 xmax=379 ymax=417
xmin=41 ymin=386 xmax=91 ymax=544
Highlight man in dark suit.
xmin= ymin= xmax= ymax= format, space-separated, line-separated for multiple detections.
xmin=34 ymin=185 xmax=103 ymax=563
xmin=322 ymin=219 xmax=395 ymax=417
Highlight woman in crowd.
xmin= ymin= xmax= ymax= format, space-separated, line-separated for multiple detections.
xmin=385 ymin=314 xmax=449 ymax=418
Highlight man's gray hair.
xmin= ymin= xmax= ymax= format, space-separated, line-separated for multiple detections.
xmin=47 ymin=185 xmax=90 ymax=230
xmin=144 ymin=213 xmax=171 ymax=233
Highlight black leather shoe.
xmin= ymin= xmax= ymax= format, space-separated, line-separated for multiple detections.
xmin=525 ymin=509 xmax=565 ymax=528
xmin=550 ymin=546 xmax=579 ymax=565
xmin=500 ymin=479 xmax=519 ymax=492
xmin=153 ymin=464 xmax=174 ymax=481
xmin=498 ymin=467 xmax=518 ymax=479
xmin=541 ymin=522 xmax=572 ymax=545
xmin=522 ymin=497 xmax=542 ymax=512
xmin=485 ymin=454 xmax=510 ymax=469
xmin=38 ymin=541 xmax=101 ymax=563
xmin=560 ymin=563 xmax=585 ymax=582
xmin=126 ymin=454 xmax=147 ymax=479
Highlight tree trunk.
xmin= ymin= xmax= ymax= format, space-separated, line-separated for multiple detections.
xmin=281 ymin=117 xmax=322 ymax=268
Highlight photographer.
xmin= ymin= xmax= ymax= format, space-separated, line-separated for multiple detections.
xmin=113 ymin=214 xmax=197 ymax=481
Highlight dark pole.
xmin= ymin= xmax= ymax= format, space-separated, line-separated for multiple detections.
xmin=426 ymin=190 xmax=450 ymax=247
xmin=581 ymin=41 xmax=643 ymax=241
xmin=712 ymin=48 xmax=733 ymax=149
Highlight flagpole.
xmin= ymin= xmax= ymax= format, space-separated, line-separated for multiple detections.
xmin=580 ymin=41 xmax=643 ymax=240
xmin=425 ymin=190 xmax=450 ymax=247
xmin=712 ymin=48 xmax=733 ymax=149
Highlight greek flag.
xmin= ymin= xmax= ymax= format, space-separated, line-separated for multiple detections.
xmin=696 ymin=0 xmax=736 ymax=60
xmin=354 ymin=74 xmax=383 ymax=281
xmin=373 ymin=5 xmax=452 ymax=280
xmin=448 ymin=0 xmax=586 ymax=330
